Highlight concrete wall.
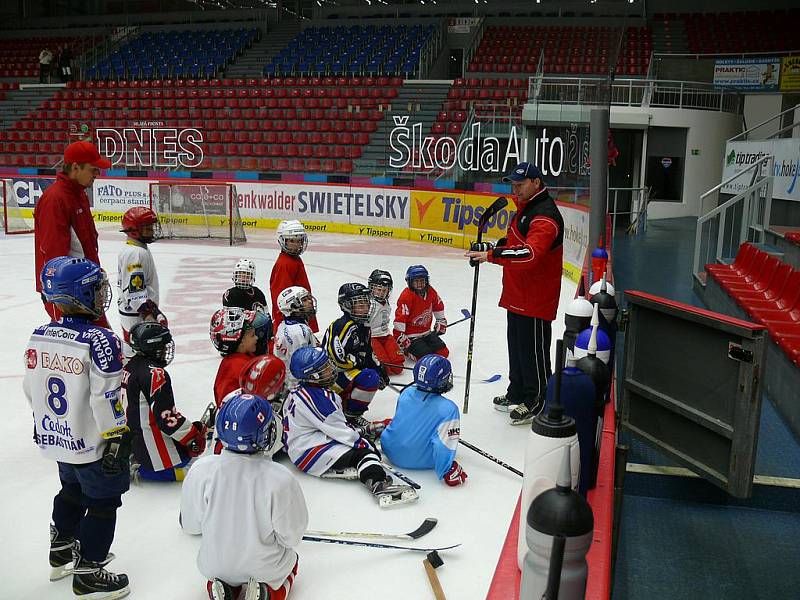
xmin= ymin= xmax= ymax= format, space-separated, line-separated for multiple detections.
xmin=742 ymin=94 xmax=785 ymax=138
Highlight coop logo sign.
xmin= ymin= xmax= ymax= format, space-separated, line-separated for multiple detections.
xmin=95 ymin=128 xmax=204 ymax=169
xmin=388 ymin=117 xmax=523 ymax=173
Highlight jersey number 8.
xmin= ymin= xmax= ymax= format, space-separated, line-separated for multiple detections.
xmin=47 ymin=376 xmax=69 ymax=417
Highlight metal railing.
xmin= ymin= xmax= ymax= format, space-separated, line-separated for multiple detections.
xmin=729 ymin=102 xmax=800 ymax=142
xmin=417 ymin=19 xmax=446 ymax=79
xmin=461 ymin=17 xmax=485 ymax=75
xmin=528 ymin=76 xmax=743 ymax=113
xmin=692 ymin=156 xmax=774 ymax=282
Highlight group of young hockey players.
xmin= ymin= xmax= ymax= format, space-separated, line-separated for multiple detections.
xmin=24 ymin=207 xmax=468 ymax=600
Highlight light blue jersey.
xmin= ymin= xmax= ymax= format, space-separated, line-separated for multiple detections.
xmin=381 ymin=386 xmax=460 ymax=479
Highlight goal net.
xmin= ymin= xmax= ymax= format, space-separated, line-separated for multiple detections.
xmin=2 ymin=178 xmax=35 ymax=234
xmin=149 ymin=183 xmax=245 ymax=245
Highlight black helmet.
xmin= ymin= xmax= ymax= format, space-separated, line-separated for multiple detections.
xmin=337 ymin=282 xmax=374 ymax=323
xmin=368 ymin=269 xmax=393 ymax=300
xmin=130 ymin=321 xmax=175 ymax=367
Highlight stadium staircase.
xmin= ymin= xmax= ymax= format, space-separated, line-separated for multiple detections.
xmin=0 ymin=86 xmax=58 ymax=129
xmin=350 ymin=80 xmax=451 ymax=176
xmin=650 ymin=15 xmax=688 ymax=54
xmin=224 ymin=21 xmax=302 ymax=80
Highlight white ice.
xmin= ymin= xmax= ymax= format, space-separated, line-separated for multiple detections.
xmin=0 ymin=226 xmax=574 ymax=600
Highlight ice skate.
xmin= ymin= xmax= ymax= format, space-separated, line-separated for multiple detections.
xmin=72 ymin=542 xmax=129 ymax=600
xmin=321 ymin=467 xmax=359 ymax=480
xmin=367 ymin=476 xmax=419 ymax=508
xmin=49 ymin=524 xmax=74 ymax=581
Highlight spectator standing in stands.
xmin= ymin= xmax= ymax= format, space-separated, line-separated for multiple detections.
xmin=38 ymin=47 xmax=53 ymax=83
xmin=58 ymin=45 xmax=73 ymax=82
xmin=34 ymin=141 xmax=112 ymax=325
xmin=464 ymin=162 xmax=564 ymax=426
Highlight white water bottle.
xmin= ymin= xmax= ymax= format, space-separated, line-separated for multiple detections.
xmin=518 ymin=340 xmax=580 ymax=570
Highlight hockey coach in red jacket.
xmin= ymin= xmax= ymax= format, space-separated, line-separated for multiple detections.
xmin=465 ymin=162 xmax=564 ymax=427
xmin=34 ymin=141 xmax=112 ymax=324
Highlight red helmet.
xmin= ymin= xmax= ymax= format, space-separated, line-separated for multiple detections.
xmin=239 ymin=355 xmax=286 ymax=401
xmin=121 ymin=206 xmax=161 ymax=243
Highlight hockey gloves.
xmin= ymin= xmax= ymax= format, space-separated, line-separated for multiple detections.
xmin=434 ymin=318 xmax=447 ymax=336
xmin=470 ymin=241 xmax=494 ymax=252
xmin=444 ymin=461 xmax=468 ymax=487
xmin=377 ymin=365 xmax=390 ymax=390
xmin=185 ymin=421 xmax=208 ymax=457
xmin=396 ymin=332 xmax=411 ymax=351
xmin=101 ymin=429 xmax=132 ymax=477
xmin=140 ymin=299 xmax=168 ymax=327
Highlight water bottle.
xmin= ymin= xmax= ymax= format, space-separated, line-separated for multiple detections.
xmin=520 ymin=446 xmax=594 ymax=600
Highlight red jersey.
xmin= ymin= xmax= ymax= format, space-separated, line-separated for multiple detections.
xmin=33 ymin=173 xmax=101 ymax=291
xmin=487 ymin=188 xmax=564 ymax=320
xmin=269 ymin=251 xmax=319 ymax=333
xmin=213 ymin=352 xmax=255 ymax=408
xmin=393 ymin=286 xmax=445 ymax=339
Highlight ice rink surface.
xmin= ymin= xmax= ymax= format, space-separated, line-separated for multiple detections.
xmin=0 ymin=227 xmax=574 ymax=600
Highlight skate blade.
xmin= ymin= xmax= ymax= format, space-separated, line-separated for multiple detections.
xmin=378 ymin=488 xmax=419 ymax=508
xmin=73 ymin=586 xmax=130 ymax=600
xmin=493 ymin=404 xmax=517 ymax=413
xmin=509 ymin=417 xmax=535 ymax=426
xmin=49 ymin=562 xmax=73 ymax=581
xmin=321 ymin=468 xmax=358 ymax=480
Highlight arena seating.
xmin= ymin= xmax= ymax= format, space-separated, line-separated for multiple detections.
xmin=86 ymin=29 xmax=258 ymax=80
xmin=468 ymin=25 xmax=651 ymax=76
xmin=265 ymin=24 xmax=435 ymax=77
xmin=0 ymin=36 xmax=96 ymax=79
xmin=437 ymin=77 xmax=528 ymax=136
xmin=705 ymin=243 xmax=800 ymax=366
xmin=654 ymin=10 xmax=800 ymax=54
xmin=0 ymin=76 xmax=403 ymax=172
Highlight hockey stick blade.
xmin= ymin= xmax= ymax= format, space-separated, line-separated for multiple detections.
xmin=305 ymin=518 xmax=438 ymax=542
xmin=302 ymin=535 xmax=460 ymax=553
xmin=383 ymin=463 xmax=421 ymax=490
xmin=453 ymin=373 xmax=502 ymax=384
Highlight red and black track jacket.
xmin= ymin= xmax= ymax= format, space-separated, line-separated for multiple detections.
xmin=487 ymin=187 xmax=564 ymax=320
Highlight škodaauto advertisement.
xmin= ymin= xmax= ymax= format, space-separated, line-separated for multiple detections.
xmin=83 ymin=178 xmax=589 ymax=282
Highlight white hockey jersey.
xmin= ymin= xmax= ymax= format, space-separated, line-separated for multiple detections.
xmin=274 ymin=318 xmax=317 ymax=388
xmin=180 ymin=451 xmax=308 ymax=589
xmin=282 ymin=385 xmax=372 ymax=476
xmin=117 ymin=239 xmax=159 ymax=316
xmin=367 ymin=298 xmax=392 ymax=338
xmin=23 ymin=317 xmax=127 ymax=464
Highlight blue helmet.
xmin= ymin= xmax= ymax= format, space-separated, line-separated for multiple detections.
xmin=405 ymin=265 xmax=429 ymax=293
xmin=290 ymin=347 xmax=337 ymax=388
xmin=413 ymin=354 xmax=453 ymax=393
xmin=40 ymin=256 xmax=111 ymax=319
xmin=215 ymin=393 xmax=276 ymax=454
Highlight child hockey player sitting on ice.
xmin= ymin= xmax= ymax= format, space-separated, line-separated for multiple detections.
xmin=180 ymin=392 xmax=308 ymax=600
xmin=283 ymin=347 xmax=417 ymax=507
xmin=381 ymin=355 xmax=468 ymax=487
xmin=118 ymin=206 xmax=167 ymax=358
xmin=366 ymin=270 xmax=405 ymax=376
xmin=223 ymin=258 xmax=268 ymax=312
xmin=393 ymin=265 xmax=449 ymax=360
xmin=123 ymin=322 xmax=207 ymax=481
xmin=270 ymin=220 xmax=319 ymax=333
xmin=274 ymin=286 xmax=318 ymax=390
xmin=323 ymin=282 xmax=390 ymax=433
xmin=211 ymin=307 xmax=273 ymax=408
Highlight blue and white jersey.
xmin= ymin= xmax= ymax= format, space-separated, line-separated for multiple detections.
xmin=274 ymin=318 xmax=317 ymax=389
xmin=282 ymin=385 xmax=370 ymax=476
xmin=380 ymin=386 xmax=460 ymax=479
xmin=23 ymin=317 xmax=126 ymax=464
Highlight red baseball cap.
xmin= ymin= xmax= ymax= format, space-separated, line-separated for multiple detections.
xmin=63 ymin=141 xmax=112 ymax=169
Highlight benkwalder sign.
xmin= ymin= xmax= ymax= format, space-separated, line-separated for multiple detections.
xmin=388 ymin=117 xmax=573 ymax=177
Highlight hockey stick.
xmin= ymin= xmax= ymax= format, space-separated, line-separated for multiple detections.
xmin=464 ymin=196 xmax=508 ymax=415
xmin=386 ymin=366 xmax=501 ymax=384
xmin=458 ymin=439 xmax=523 ymax=477
xmin=302 ymin=536 xmax=460 ymax=553
xmin=306 ymin=518 xmax=438 ymax=541
xmin=382 ymin=463 xmax=421 ymax=489
xmin=447 ymin=308 xmax=472 ymax=327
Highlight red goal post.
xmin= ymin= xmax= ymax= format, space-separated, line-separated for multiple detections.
xmin=148 ymin=181 xmax=245 ymax=245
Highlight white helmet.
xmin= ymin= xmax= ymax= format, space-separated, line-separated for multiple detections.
xmin=277 ymin=285 xmax=317 ymax=319
xmin=589 ymin=279 xmax=615 ymax=298
xmin=277 ymin=220 xmax=308 ymax=256
xmin=232 ymin=258 xmax=256 ymax=289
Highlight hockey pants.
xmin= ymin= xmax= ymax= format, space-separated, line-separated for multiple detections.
xmin=336 ymin=368 xmax=379 ymax=416
xmin=406 ymin=332 xmax=449 ymax=360
xmin=371 ymin=335 xmax=405 ymax=375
